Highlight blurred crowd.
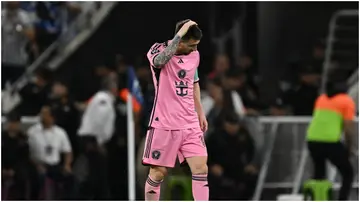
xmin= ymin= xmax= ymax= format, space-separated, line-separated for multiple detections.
xmin=202 ymin=42 xmax=327 ymax=120
xmin=1 ymin=1 xmax=93 ymax=88
xmin=1 ymin=38 xmax=331 ymax=200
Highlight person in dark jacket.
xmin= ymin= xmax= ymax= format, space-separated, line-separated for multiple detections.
xmin=49 ymin=80 xmax=80 ymax=159
xmin=2 ymin=113 xmax=31 ymax=199
xmin=206 ymin=111 xmax=258 ymax=200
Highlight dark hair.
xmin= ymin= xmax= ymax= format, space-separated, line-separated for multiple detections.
xmin=102 ymin=74 xmax=118 ymax=91
xmin=325 ymin=69 xmax=348 ymax=97
xmin=54 ymin=79 xmax=68 ymax=87
xmin=174 ymin=19 xmax=202 ymax=41
xmin=7 ymin=112 xmax=21 ymax=123
xmin=41 ymin=105 xmax=57 ymax=118
xmin=223 ymin=110 xmax=240 ymax=124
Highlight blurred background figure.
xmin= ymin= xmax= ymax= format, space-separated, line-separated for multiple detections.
xmin=49 ymin=81 xmax=80 ymax=158
xmin=208 ymin=54 xmax=230 ymax=80
xmin=15 ymin=68 xmax=53 ymax=116
xmin=27 ymin=105 xmax=75 ymax=200
xmin=207 ymin=111 xmax=258 ymax=200
xmin=76 ymin=76 xmax=117 ymax=200
xmin=2 ymin=2 xmax=37 ymax=88
xmin=2 ymin=113 xmax=30 ymax=200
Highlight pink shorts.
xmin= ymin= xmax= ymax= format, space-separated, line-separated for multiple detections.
xmin=142 ymin=127 xmax=207 ymax=168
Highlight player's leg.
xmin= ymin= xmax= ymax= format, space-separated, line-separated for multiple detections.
xmin=142 ymin=128 xmax=181 ymax=200
xmin=145 ymin=166 xmax=167 ymax=201
xmin=180 ymin=128 xmax=209 ymax=201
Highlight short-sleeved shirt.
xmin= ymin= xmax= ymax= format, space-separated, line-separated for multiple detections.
xmin=78 ymin=91 xmax=115 ymax=145
xmin=307 ymin=93 xmax=355 ymax=142
xmin=28 ymin=123 xmax=72 ymax=165
xmin=147 ymin=41 xmax=200 ymax=130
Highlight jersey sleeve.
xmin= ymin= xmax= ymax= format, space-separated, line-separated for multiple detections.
xmin=194 ymin=69 xmax=199 ymax=83
xmin=147 ymin=42 xmax=166 ymax=68
xmin=194 ymin=51 xmax=200 ymax=83
xmin=342 ymin=95 xmax=355 ymax=121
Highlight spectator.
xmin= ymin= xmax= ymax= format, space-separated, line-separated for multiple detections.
xmin=309 ymin=41 xmax=325 ymax=73
xmin=115 ymin=54 xmax=130 ymax=89
xmin=208 ymin=54 xmax=230 ymax=79
xmin=222 ymin=69 xmax=260 ymax=116
xmin=203 ymin=77 xmax=225 ymax=135
xmin=72 ymin=63 xmax=113 ymax=103
xmin=34 ymin=2 xmax=61 ymax=53
xmin=106 ymin=93 xmax=130 ymax=200
xmin=236 ymin=53 xmax=259 ymax=93
xmin=135 ymin=62 xmax=154 ymax=135
xmin=2 ymin=2 xmax=38 ymax=88
xmin=282 ymin=66 xmax=320 ymax=115
xmin=268 ymin=97 xmax=290 ymax=116
xmin=77 ymin=76 xmax=118 ymax=199
xmin=27 ymin=105 xmax=75 ymax=199
xmin=2 ymin=113 xmax=31 ymax=200
xmin=206 ymin=111 xmax=258 ymax=200
xmin=16 ymin=68 xmax=52 ymax=116
xmin=49 ymin=81 xmax=80 ymax=159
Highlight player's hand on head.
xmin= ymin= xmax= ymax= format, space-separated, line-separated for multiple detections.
xmin=177 ymin=20 xmax=198 ymax=37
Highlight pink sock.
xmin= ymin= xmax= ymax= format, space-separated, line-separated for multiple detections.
xmin=192 ymin=174 xmax=209 ymax=201
xmin=145 ymin=175 xmax=162 ymax=201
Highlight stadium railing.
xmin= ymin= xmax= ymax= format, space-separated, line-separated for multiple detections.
xmin=253 ymin=116 xmax=359 ymax=200
xmin=2 ymin=2 xmax=117 ymax=114
xmin=321 ymin=9 xmax=358 ymax=93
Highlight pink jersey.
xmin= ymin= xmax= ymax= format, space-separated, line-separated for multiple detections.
xmin=147 ymin=41 xmax=200 ymax=130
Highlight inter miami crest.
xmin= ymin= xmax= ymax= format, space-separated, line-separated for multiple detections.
xmin=152 ymin=150 xmax=161 ymax=160
xmin=178 ymin=69 xmax=186 ymax=79
xmin=176 ymin=69 xmax=188 ymax=96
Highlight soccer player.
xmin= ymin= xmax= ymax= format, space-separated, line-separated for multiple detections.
xmin=306 ymin=75 xmax=356 ymax=200
xmin=142 ymin=19 xmax=209 ymax=201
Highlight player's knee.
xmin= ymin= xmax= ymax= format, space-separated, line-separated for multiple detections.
xmin=191 ymin=163 xmax=208 ymax=175
xmin=149 ymin=166 xmax=167 ymax=181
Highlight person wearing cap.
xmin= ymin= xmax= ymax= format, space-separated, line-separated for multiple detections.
xmin=206 ymin=111 xmax=258 ymax=200
xmin=2 ymin=113 xmax=30 ymax=199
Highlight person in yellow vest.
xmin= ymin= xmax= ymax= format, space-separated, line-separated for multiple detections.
xmin=306 ymin=76 xmax=356 ymax=200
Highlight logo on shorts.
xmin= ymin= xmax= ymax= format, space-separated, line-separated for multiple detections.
xmin=152 ymin=150 xmax=161 ymax=160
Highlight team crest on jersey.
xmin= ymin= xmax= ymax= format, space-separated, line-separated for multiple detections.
xmin=178 ymin=69 xmax=186 ymax=79
xmin=152 ymin=150 xmax=161 ymax=160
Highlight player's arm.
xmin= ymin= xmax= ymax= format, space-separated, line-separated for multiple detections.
xmin=194 ymin=72 xmax=204 ymax=117
xmin=153 ymin=35 xmax=181 ymax=68
xmin=153 ymin=20 xmax=198 ymax=68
